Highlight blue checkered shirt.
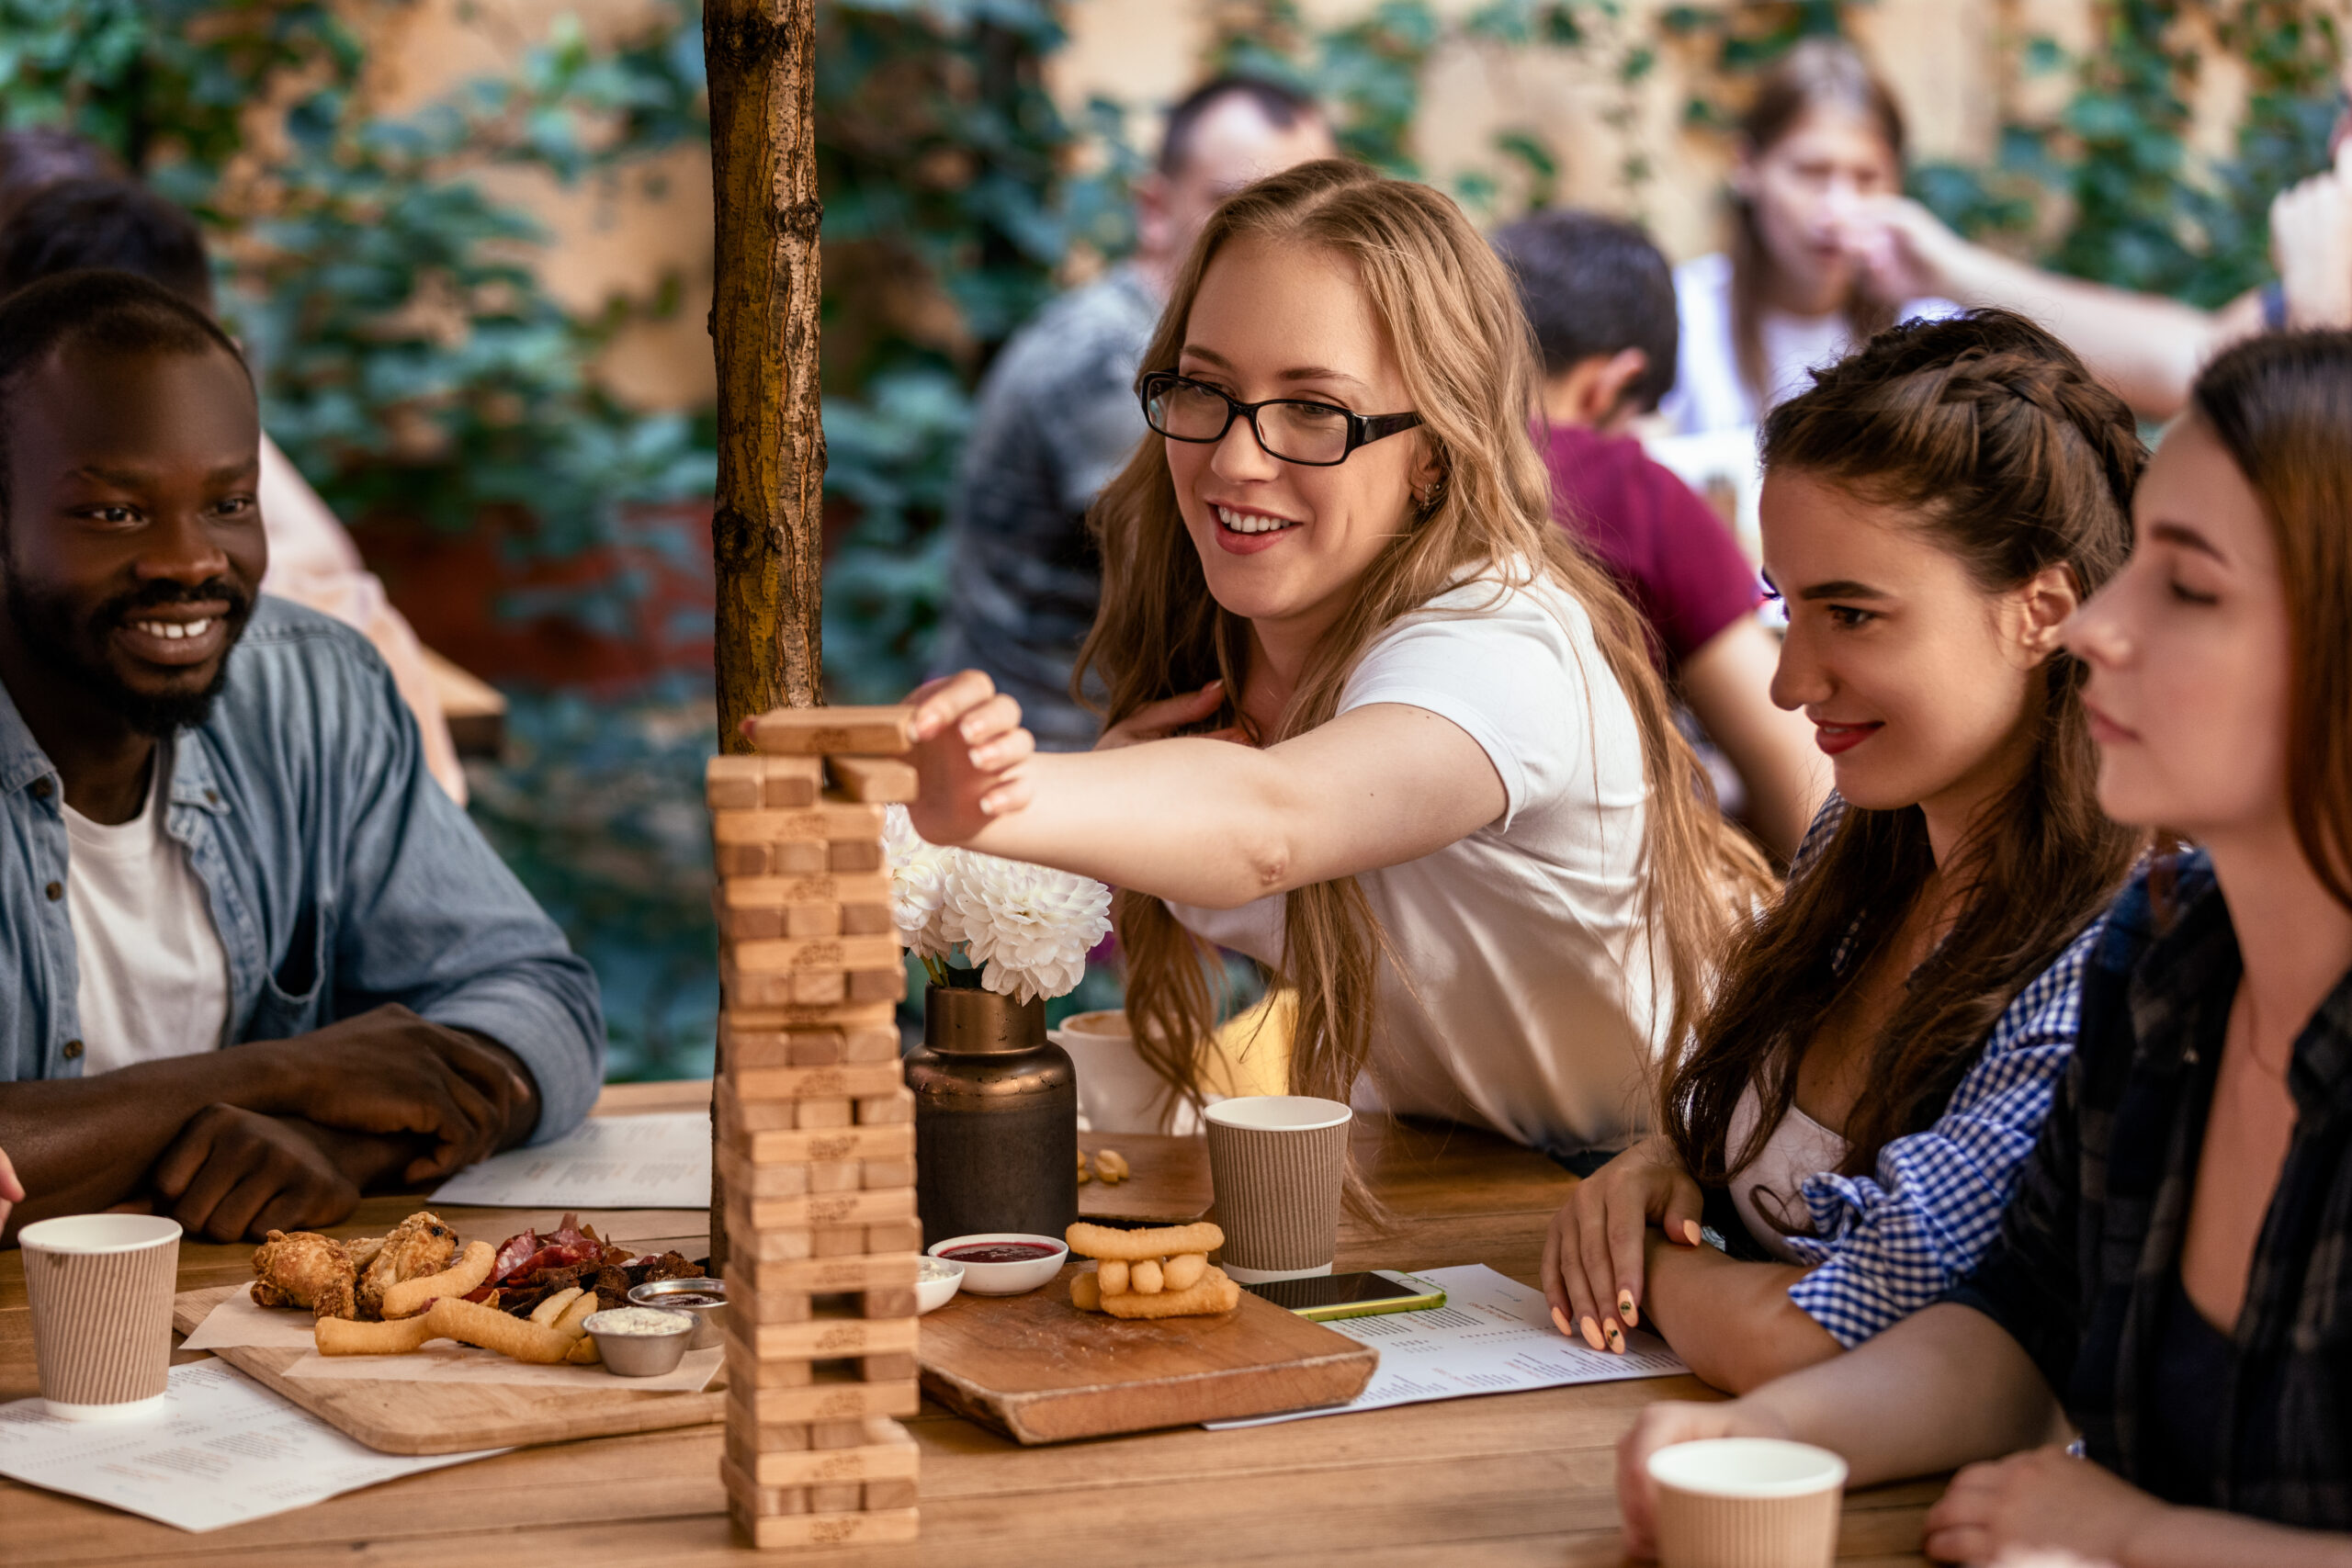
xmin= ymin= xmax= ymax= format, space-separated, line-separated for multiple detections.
xmin=1761 ymin=798 xmax=2105 ymax=1348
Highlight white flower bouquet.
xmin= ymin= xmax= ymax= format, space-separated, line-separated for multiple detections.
xmin=883 ymin=806 xmax=1113 ymax=1004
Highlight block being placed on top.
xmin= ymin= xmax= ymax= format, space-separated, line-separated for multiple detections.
xmin=746 ymin=705 xmax=916 ymax=757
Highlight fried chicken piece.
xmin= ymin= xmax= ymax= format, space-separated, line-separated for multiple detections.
xmin=356 ymin=1211 xmax=458 ymax=1320
xmin=251 ymin=1230 xmax=359 ymax=1321
xmin=339 ymin=1234 xmax=387 ymax=1274
xmin=639 ymin=1250 xmax=701 ymax=1284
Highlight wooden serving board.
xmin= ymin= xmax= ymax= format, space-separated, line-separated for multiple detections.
xmin=172 ymin=1286 xmax=725 ymax=1455
xmin=916 ymin=1262 xmax=1376 ymax=1444
xmin=1078 ymin=1131 xmax=1215 ymax=1224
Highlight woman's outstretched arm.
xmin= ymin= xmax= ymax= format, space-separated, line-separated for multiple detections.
xmin=907 ymin=671 xmax=1506 ymax=908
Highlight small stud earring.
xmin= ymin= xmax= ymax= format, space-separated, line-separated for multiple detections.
xmin=1413 ymin=473 xmax=1449 ymax=522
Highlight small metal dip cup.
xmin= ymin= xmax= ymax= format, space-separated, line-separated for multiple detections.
xmin=583 ymin=1307 xmax=695 ymax=1376
xmin=628 ymin=1278 xmax=728 ymax=1349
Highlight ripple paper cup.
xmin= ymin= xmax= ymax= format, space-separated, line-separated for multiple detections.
xmin=19 ymin=1213 xmax=182 ymax=1421
xmin=1204 ymin=1096 xmax=1351 ymax=1283
xmin=1647 ymin=1438 xmax=1847 ymax=1568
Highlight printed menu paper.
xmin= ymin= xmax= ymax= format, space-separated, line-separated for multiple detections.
xmin=430 ymin=1111 xmax=712 ymax=1209
xmin=1205 ymin=1264 xmax=1687 ymax=1428
xmin=0 ymin=1359 xmax=502 ymax=1532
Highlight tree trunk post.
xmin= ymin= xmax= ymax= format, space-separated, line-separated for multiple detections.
xmin=703 ymin=0 xmax=825 ymax=1275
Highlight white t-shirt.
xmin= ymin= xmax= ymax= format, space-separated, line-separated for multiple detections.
xmin=1659 ymin=252 xmax=1958 ymax=436
xmin=1164 ymin=572 xmax=1662 ymax=1154
xmin=64 ymin=742 xmax=232 ymax=1074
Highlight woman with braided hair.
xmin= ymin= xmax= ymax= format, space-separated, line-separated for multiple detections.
xmin=1545 ymin=310 xmax=2147 ymax=1384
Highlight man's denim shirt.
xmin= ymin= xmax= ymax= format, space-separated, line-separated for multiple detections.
xmin=0 ymin=599 xmax=603 ymax=1142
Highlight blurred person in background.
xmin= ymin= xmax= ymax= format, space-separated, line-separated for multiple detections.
xmin=1846 ymin=77 xmax=2352 ymax=420
xmin=930 ymin=76 xmax=1337 ymax=751
xmin=1494 ymin=209 xmax=1826 ymax=860
xmin=0 ymin=147 xmax=468 ymax=802
xmin=1661 ymin=38 xmax=1956 ymax=437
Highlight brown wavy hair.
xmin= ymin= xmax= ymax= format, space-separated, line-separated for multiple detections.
xmin=1730 ymin=39 xmax=1906 ymax=408
xmin=1665 ymin=310 xmax=2148 ymax=1186
xmin=2189 ymin=331 xmax=2352 ymax=912
xmin=1076 ymin=159 xmax=1772 ymax=1126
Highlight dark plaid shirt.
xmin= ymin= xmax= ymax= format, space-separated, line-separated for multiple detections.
xmin=1950 ymin=852 xmax=2352 ymax=1528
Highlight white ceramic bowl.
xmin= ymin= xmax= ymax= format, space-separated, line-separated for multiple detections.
xmin=926 ymin=1234 xmax=1068 ymax=1296
xmin=915 ymin=1258 xmax=966 ymax=1314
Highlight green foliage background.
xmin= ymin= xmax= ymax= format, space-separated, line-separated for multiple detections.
xmin=0 ymin=0 xmax=2336 ymax=1077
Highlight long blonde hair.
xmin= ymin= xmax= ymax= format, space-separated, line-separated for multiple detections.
xmin=1076 ymin=159 xmax=1769 ymax=1122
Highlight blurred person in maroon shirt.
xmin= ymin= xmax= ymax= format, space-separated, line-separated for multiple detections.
xmin=1496 ymin=209 xmax=1825 ymax=859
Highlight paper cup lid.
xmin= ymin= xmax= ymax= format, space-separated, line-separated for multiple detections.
xmin=1203 ymin=1095 xmax=1351 ymax=1132
xmin=1646 ymin=1438 xmax=1849 ymax=1498
xmin=17 ymin=1214 xmax=183 ymax=1255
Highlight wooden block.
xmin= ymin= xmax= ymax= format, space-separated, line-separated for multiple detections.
xmin=727 ymin=1000 xmax=896 ymax=1031
xmin=809 ymin=1418 xmax=874 ymax=1449
xmin=865 ymin=1477 xmax=919 ymax=1511
xmin=860 ymin=1353 xmax=919 ymax=1382
xmin=718 ymin=871 xmax=893 ymax=911
xmin=746 ymin=705 xmax=916 ymax=756
xmin=827 ymin=754 xmax=919 ymax=802
xmin=706 ymin=755 xmax=763 ymax=810
xmin=808 ymin=1483 xmax=862 ymax=1513
xmin=720 ymin=1021 xmax=880 ymax=1071
xmin=731 ymin=1062 xmax=905 ymax=1102
xmin=716 ymin=1146 xmax=811 ymax=1200
xmin=763 ymin=757 xmax=824 ymax=808
xmin=723 ymin=1223 xmax=813 ymax=1264
xmin=729 ymin=1369 xmax=922 ymax=1426
xmin=808 ymin=1161 xmax=859 ymax=1194
xmin=733 ymin=1313 xmax=918 ymax=1363
xmin=721 ymin=1456 xmax=809 ymax=1517
xmin=863 ymin=1218 xmax=923 ymax=1255
xmin=729 ymin=1283 xmax=815 ymax=1325
xmin=829 ymin=839 xmax=885 ymax=873
xmin=727 ymin=934 xmax=900 ymax=976
xmin=861 ymin=1287 xmax=919 ymax=1320
xmin=811 ymin=1225 xmax=866 ymax=1257
xmin=846 ymin=965 xmax=908 ymax=1003
xmin=726 ymin=1338 xmax=819 ymax=1386
xmin=727 ymin=1420 xmax=808 ymax=1468
xmin=741 ymin=1253 xmax=921 ymax=1294
xmin=860 ymin=1157 xmax=915 ymax=1190
xmin=712 ymin=802 xmax=887 ymax=846
xmin=726 ymin=1186 xmax=916 ymax=1233
xmin=715 ymin=902 xmax=786 ymax=941
xmin=855 ymin=1088 xmax=914 ymax=1125
xmin=731 ymin=1504 xmax=920 ymax=1551
xmin=724 ymin=964 xmax=873 ymax=1009
xmin=739 ymin=1430 xmax=913 ymax=1489
xmin=714 ymin=842 xmax=768 ymax=878
xmin=717 ymin=1122 xmax=913 ymax=1168
xmin=842 ymin=903 xmax=894 ymax=937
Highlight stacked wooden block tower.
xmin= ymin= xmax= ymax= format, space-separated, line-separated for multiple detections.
xmin=707 ymin=704 xmax=923 ymax=1551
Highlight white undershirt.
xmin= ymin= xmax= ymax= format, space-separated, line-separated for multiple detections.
xmin=1659 ymin=252 xmax=1958 ymax=436
xmin=64 ymin=741 xmax=232 ymax=1074
xmin=1164 ymin=570 xmax=1661 ymax=1155
xmin=1724 ymin=1081 xmax=1850 ymax=1262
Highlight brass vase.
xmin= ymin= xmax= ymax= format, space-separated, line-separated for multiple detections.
xmin=907 ymin=971 xmax=1080 ymax=1247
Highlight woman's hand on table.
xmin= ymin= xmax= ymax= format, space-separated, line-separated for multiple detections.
xmin=907 ymin=670 xmax=1035 ymax=843
xmin=1615 ymin=1396 xmax=1797 ymax=1559
xmin=1925 ymin=1447 xmax=2166 ymax=1567
xmin=151 ymin=1104 xmax=363 ymax=1242
xmin=1542 ymin=1136 xmax=1704 ymax=1353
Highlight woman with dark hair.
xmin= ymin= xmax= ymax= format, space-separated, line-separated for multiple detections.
xmin=1544 ymin=310 xmax=2146 ymax=1382
xmin=1620 ymin=330 xmax=2352 ymax=1565
xmin=1661 ymin=38 xmax=1956 ymax=436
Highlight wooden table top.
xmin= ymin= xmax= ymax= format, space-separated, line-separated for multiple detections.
xmin=0 ymin=1081 xmax=1939 ymax=1565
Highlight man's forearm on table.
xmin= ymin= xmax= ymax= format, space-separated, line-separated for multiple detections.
xmin=0 ymin=1049 xmax=287 ymax=1218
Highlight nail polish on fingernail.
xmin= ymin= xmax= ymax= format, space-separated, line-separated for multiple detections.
xmin=1550 ymin=1306 xmax=1573 ymax=1337
xmin=1619 ymin=1292 xmax=1639 ymax=1327
xmin=1605 ymin=1323 xmax=1625 ymax=1354
xmin=1580 ymin=1316 xmax=1605 ymax=1351
xmin=1683 ymin=1220 xmax=1702 ymax=1247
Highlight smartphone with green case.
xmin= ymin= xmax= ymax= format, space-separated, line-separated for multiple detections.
xmin=1238 ymin=1269 xmax=1446 ymax=1321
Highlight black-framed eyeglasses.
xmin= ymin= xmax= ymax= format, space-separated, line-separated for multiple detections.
xmin=1139 ymin=372 xmax=1423 ymax=468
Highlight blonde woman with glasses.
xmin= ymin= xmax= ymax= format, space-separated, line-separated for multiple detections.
xmin=905 ymin=160 xmax=1768 ymax=1168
